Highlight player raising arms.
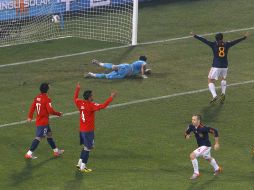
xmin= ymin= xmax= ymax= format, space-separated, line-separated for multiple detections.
xmin=25 ymin=83 xmax=64 ymax=159
xmin=191 ymin=31 xmax=249 ymax=103
xmin=185 ymin=114 xmax=222 ymax=180
xmin=74 ymin=82 xmax=117 ymax=172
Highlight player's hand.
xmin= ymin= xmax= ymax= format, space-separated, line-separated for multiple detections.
xmin=142 ymin=75 xmax=148 ymax=79
xmin=190 ymin=31 xmax=195 ymax=36
xmin=111 ymin=91 xmax=117 ymax=98
xmin=27 ymin=118 xmax=32 ymax=123
xmin=214 ymin=143 xmax=220 ymax=151
xmin=144 ymin=69 xmax=152 ymax=75
xmin=59 ymin=112 xmax=63 ymax=117
xmin=244 ymin=31 xmax=250 ymax=37
xmin=77 ymin=82 xmax=80 ymax=88
xmin=185 ymin=134 xmax=191 ymax=139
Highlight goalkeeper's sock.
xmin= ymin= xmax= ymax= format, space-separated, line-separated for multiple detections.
xmin=101 ymin=63 xmax=113 ymax=69
xmin=95 ymin=74 xmax=106 ymax=78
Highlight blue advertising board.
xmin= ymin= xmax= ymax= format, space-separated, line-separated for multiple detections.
xmin=0 ymin=0 xmax=132 ymax=21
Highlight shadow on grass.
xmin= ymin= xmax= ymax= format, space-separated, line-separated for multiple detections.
xmin=64 ymin=171 xmax=85 ymax=190
xmin=186 ymin=176 xmax=217 ymax=190
xmin=10 ymin=157 xmax=58 ymax=187
xmin=199 ymin=103 xmax=224 ymax=125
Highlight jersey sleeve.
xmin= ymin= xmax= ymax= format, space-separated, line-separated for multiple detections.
xmin=207 ymin=127 xmax=219 ymax=137
xmin=45 ymin=98 xmax=61 ymax=116
xmin=227 ymin=36 xmax=247 ymax=48
xmin=194 ymin=35 xmax=213 ymax=47
xmin=184 ymin=125 xmax=192 ymax=138
xmin=27 ymin=99 xmax=36 ymax=119
xmin=90 ymin=97 xmax=113 ymax=112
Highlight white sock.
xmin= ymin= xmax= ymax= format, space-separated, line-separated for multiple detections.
xmin=99 ymin=63 xmax=104 ymax=67
xmin=53 ymin=148 xmax=59 ymax=153
xmin=191 ymin=159 xmax=199 ymax=174
xmin=208 ymin=83 xmax=217 ymax=98
xmin=78 ymin=159 xmax=82 ymax=166
xmin=210 ymin=158 xmax=219 ymax=171
xmin=221 ymin=80 xmax=227 ymax=94
xmin=27 ymin=150 xmax=33 ymax=156
xmin=80 ymin=163 xmax=86 ymax=170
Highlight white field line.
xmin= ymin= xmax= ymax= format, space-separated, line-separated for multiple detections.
xmin=1 ymin=79 xmax=254 ymax=129
xmin=0 ymin=26 xmax=254 ymax=68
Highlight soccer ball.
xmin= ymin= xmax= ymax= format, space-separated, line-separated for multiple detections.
xmin=52 ymin=15 xmax=60 ymax=23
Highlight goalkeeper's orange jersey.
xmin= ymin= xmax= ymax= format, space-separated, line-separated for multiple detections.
xmin=74 ymin=86 xmax=113 ymax=132
xmin=28 ymin=93 xmax=61 ymax=126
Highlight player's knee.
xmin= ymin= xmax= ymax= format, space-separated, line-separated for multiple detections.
xmin=190 ymin=152 xmax=196 ymax=160
xmin=35 ymin=137 xmax=41 ymax=141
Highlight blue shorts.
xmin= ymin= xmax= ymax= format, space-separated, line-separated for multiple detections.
xmin=106 ymin=64 xmax=132 ymax=79
xmin=80 ymin=132 xmax=94 ymax=150
xmin=36 ymin=126 xmax=52 ymax=137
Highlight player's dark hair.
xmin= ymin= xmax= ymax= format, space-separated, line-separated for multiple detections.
xmin=215 ymin=33 xmax=223 ymax=41
xmin=83 ymin=90 xmax=92 ymax=100
xmin=193 ymin=114 xmax=202 ymax=121
xmin=40 ymin=83 xmax=49 ymax=93
xmin=139 ymin=55 xmax=147 ymax=62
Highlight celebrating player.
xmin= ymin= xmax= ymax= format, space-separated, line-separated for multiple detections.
xmin=74 ymin=82 xmax=117 ymax=172
xmin=185 ymin=114 xmax=222 ymax=180
xmin=85 ymin=55 xmax=151 ymax=79
xmin=25 ymin=83 xmax=64 ymax=159
xmin=191 ymin=31 xmax=249 ymax=103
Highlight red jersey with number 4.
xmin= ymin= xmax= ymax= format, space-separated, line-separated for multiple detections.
xmin=74 ymin=86 xmax=113 ymax=132
xmin=28 ymin=93 xmax=61 ymax=126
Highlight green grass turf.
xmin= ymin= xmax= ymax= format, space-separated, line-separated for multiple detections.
xmin=0 ymin=0 xmax=254 ymax=189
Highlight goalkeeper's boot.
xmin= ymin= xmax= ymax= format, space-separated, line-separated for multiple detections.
xmin=214 ymin=166 xmax=222 ymax=176
xmin=25 ymin=154 xmax=38 ymax=160
xmin=220 ymin=93 xmax=225 ymax=104
xmin=210 ymin=96 xmax=218 ymax=104
xmin=189 ymin=173 xmax=200 ymax=180
xmin=54 ymin=149 xmax=64 ymax=157
xmin=91 ymin=59 xmax=100 ymax=66
xmin=80 ymin=167 xmax=93 ymax=173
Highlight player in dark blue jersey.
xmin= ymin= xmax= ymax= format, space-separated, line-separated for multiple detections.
xmin=185 ymin=114 xmax=222 ymax=180
xmin=191 ymin=32 xmax=249 ymax=103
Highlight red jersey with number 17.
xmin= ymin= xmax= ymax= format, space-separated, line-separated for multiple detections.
xmin=74 ymin=86 xmax=113 ymax=132
xmin=28 ymin=93 xmax=62 ymax=126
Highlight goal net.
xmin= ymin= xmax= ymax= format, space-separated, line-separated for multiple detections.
xmin=0 ymin=0 xmax=138 ymax=47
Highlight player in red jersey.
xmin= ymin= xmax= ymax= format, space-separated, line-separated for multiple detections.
xmin=74 ymin=82 xmax=117 ymax=172
xmin=25 ymin=83 xmax=64 ymax=159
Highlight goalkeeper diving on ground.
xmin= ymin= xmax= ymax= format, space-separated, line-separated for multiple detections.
xmin=85 ymin=56 xmax=151 ymax=79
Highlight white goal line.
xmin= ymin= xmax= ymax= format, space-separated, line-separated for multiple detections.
xmin=1 ymin=79 xmax=254 ymax=129
xmin=0 ymin=26 xmax=254 ymax=68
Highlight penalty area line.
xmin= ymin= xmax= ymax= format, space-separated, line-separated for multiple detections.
xmin=1 ymin=79 xmax=254 ymax=129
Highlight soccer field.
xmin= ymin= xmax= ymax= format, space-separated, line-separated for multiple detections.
xmin=1 ymin=0 xmax=254 ymax=189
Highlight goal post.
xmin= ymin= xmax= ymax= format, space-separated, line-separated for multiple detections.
xmin=0 ymin=0 xmax=138 ymax=47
